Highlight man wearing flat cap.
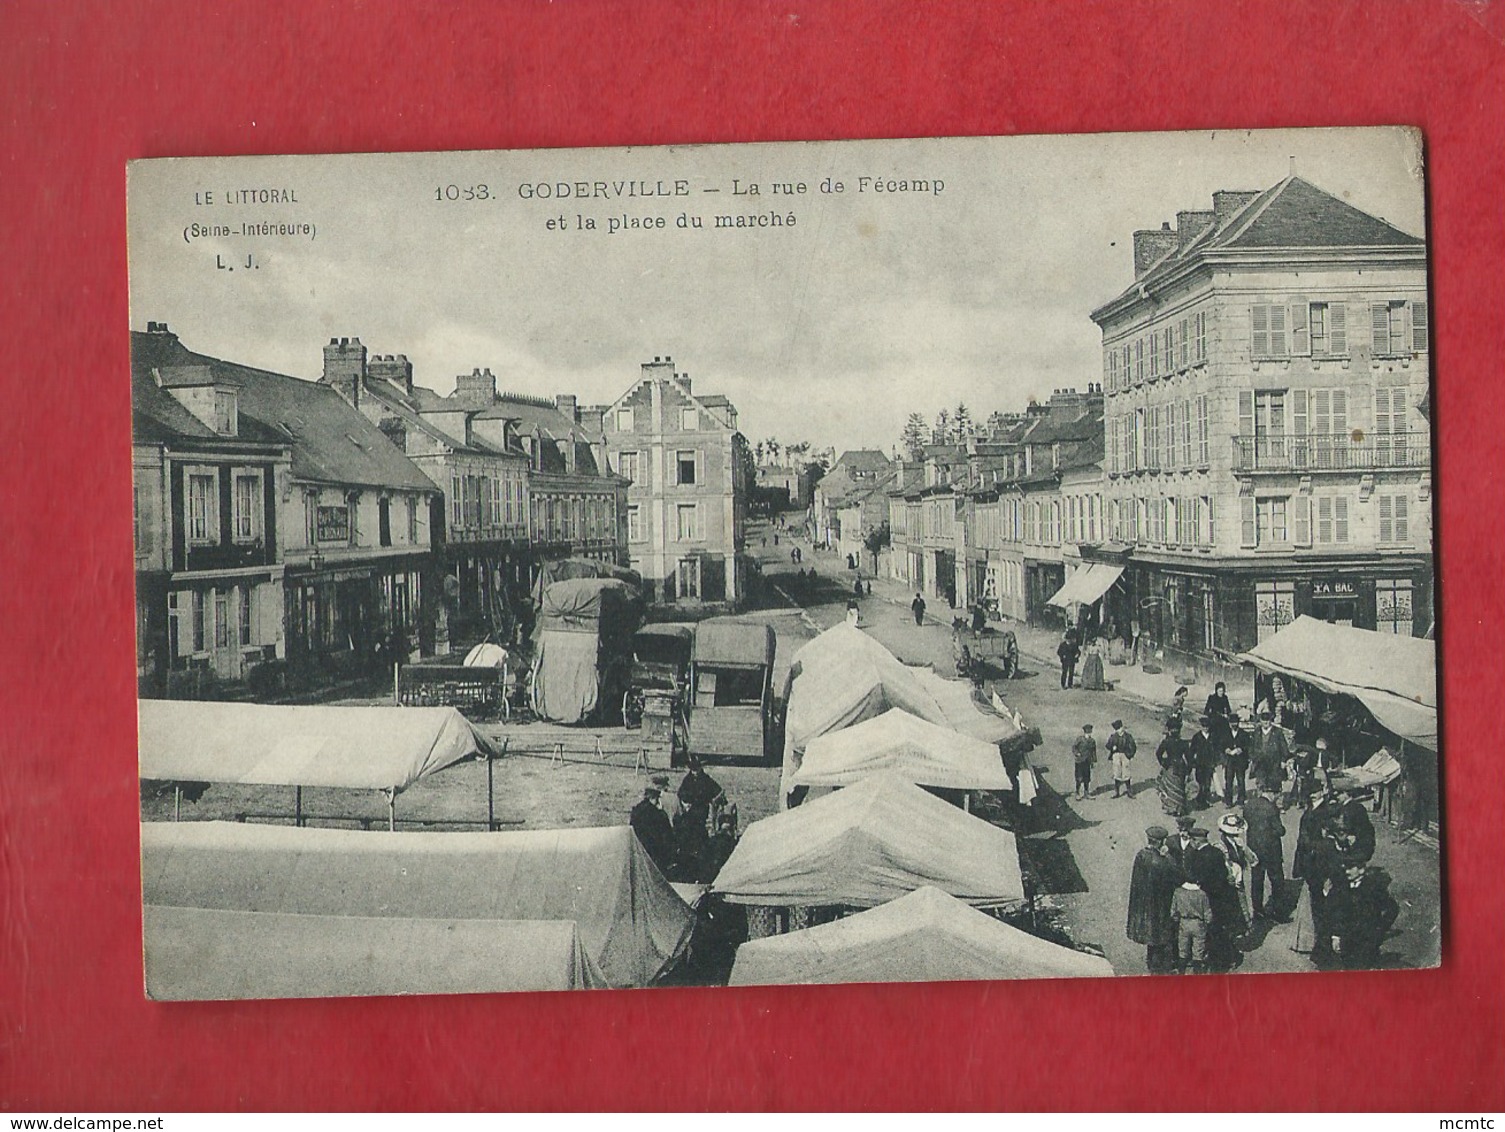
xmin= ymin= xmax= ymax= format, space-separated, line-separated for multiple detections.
xmin=1127 ymin=824 xmax=1183 ymax=974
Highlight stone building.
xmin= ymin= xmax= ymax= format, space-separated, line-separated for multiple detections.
xmin=319 ymin=339 xmax=626 ymax=650
xmin=1090 ymin=174 xmax=1432 ymax=660
xmin=601 ymin=356 xmax=752 ymax=604
xmin=133 ymin=326 xmax=438 ymax=690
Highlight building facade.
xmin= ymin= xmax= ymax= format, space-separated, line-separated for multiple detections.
xmin=602 ymin=356 xmax=752 ymax=604
xmin=1091 ymin=175 xmax=1432 ymax=660
xmin=134 ymin=326 xmax=438 ymax=692
xmin=320 ymin=341 xmax=627 ymax=651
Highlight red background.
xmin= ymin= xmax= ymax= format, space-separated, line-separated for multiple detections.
xmin=2 ymin=0 xmax=1501 ymax=1112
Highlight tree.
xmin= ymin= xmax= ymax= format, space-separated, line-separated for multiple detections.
xmin=932 ymin=409 xmax=953 ymax=445
xmin=954 ymin=402 xmax=973 ymax=438
xmin=753 ymin=440 xmax=765 ymax=465
xmin=765 ymin=438 xmax=782 ymax=464
xmin=901 ymin=413 xmax=928 ymax=459
xmin=863 ymin=521 xmax=891 ymax=558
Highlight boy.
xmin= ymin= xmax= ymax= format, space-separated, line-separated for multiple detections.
xmin=1171 ymin=877 xmax=1213 ymax=975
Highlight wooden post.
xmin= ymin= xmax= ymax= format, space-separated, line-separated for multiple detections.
xmin=295 ymin=785 xmax=303 ymax=828
xmin=964 ymin=792 xmax=972 ymax=815
xmin=393 ymin=662 xmax=401 ymax=705
xmin=387 ymin=789 xmax=396 ymax=832
xmin=173 ymin=785 xmax=181 ymax=822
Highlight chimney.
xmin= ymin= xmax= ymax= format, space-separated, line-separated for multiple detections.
xmin=1212 ymin=189 xmax=1261 ymax=224
xmin=454 ymin=366 xmax=497 ymax=403
xmin=554 ymin=393 xmax=578 ymax=422
xmin=1132 ymin=224 xmax=1180 ymax=278
xmin=321 ymin=336 xmax=367 ymax=408
xmin=678 ymin=372 xmax=691 ymax=393
xmin=1175 ymin=209 xmax=1215 ymax=250
xmin=368 ymin=353 xmax=414 ymax=397
xmin=144 ymin=321 xmax=174 ymax=336
xmin=641 ymin=356 xmax=676 ymax=383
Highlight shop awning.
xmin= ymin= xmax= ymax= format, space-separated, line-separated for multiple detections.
xmin=1046 ymin=563 xmax=1123 ymax=608
xmin=1237 ymin=616 xmax=1437 ymax=751
xmin=137 ymin=701 xmax=495 ymax=793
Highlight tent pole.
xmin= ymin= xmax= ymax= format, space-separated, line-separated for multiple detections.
xmin=295 ymin=785 xmax=303 ymax=828
xmin=486 ymin=751 xmax=495 ymax=832
xmin=964 ymin=792 xmax=972 ymax=815
xmin=173 ymin=785 xmax=181 ymax=822
xmin=387 ymin=789 xmax=396 ymax=832
xmin=393 ymin=661 xmax=400 ymax=705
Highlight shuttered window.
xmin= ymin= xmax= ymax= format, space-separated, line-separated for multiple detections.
xmin=1194 ymin=311 xmax=1207 ymax=361
xmin=1310 ymin=302 xmax=1348 ymax=356
xmin=1316 ymin=495 xmax=1350 ymax=544
xmin=1149 ymin=331 xmax=1160 ymax=380
xmin=1371 ymin=301 xmax=1413 ymax=355
xmin=1378 ymin=494 xmax=1410 ymax=544
xmin=1240 ymin=496 xmax=1256 ymax=548
xmin=1411 ymin=300 xmax=1429 ymax=352
xmin=1251 ymin=303 xmax=1289 ymax=358
xmin=1195 ymin=395 xmax=1209 ymax=465
xmin=1162 ymin=326 xmax=1175 ymax=374
xmin=1293 ymin=495 xmax=1312 ymax=547
xmin=1178 ymin=318 xmax=1190 ymax=369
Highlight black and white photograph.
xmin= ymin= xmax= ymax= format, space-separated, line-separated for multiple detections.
xmin=129 ymin=128 xmax=1439 ymax=999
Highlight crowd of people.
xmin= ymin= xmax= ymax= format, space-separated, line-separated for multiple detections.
xmin=628 ymin=756 xmax=740 ymax=885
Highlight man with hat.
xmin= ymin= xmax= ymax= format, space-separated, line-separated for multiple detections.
xmin=1188 ymin=715 xmax=1221 ymax=810
xmin=1071 ymin=723 xmax=1097 ymax=800
xmin=1166 ymin=815 xmax=1198 ymax=869
xmin=1105 ymin=719 xmax=1137 ymax=799
xmin=1248 ymin=708 xmax=1291 ymax=799
xmin=1243 ymin=784 xmax=1288 ymax=920
xmin=1127 ymin=825 xmax=1183 ymax=974
xmin=1222 ymin=709 xmax=1252 ymax=806
xmin=630 ymin=783 xmax=676 ymax=876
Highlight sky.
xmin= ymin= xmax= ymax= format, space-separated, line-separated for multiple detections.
xmin=127 ymin=127 xmax=1426 ymax=455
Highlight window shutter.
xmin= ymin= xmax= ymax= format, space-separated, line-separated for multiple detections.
xmin=1374 ymin=388 xmax=1398 ymax=435
xmin=1371 ymin=303 xmax=1390 ymax=354
xmin=1395 ymin=495 xmax=1409 ymax=543
xmin=1292 ymin=389 xmax=1308 ymax=436
xmin=1269 ymin=304 xmax=1287 ymax=356
xmin=1335 ymin=495 xmax=1349 ymax=543
xmin=1207 ymin=497 xmax=1216 ymax=545
xmin=1312 ymin=389 xmax=1330 ymax=435
xmin=1330 ymin=303 xmax=1348 ymax=355
xmin=1332 ymin=390 xmax=1348 ymax=436
xmin=1197 ymin=395 xmax=1209 ymax=464
xmin=1240 ymin=497 xmax=1256 ymax=547
xmin=1195 ymin=311 xmax=1207 ymax=360
xmin=1251 ymin=305 xmax=1269 ymax=357
xmin=1378 ymin=494 xmax=1393 ymax=542
xmin=1238 ymin=389 xmax=1255 ymax=438
xmin=1293 ymin=495 xmax=1311 ymax=546
xmin=1317 ymin=496 xmax=1332 ymax=543
xmin=1149 ymin=331 xmax=1160 ymax=379
xmin=1179 ymin=318 xmax=1190 ymax=368
xmin=1410 ymin=300 xmax=1429 ymax=352
xmin=1290 ymin=303 xmax=1310 ymax=355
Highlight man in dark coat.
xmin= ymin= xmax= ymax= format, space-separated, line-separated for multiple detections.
xmin=1324 ymin=864 xmax=1401 ymax=969
xmin=676 ymin=757 xmax=725 ymax=876
xmin=1183 ymin=827 xmax=1241 ymax=971
xmin=1165 ymin=816 xmax=1198 ymax=869
xmin=630 ymin=785 xmax=676 ymax=876
xmin=1222 ymin=711 xmax=1251 ymax=806
xmin=1331 ymin=789 xmax=1377 ymax=864
xmin=1243 ymin=785 xmax=1287 ymax=919
xmin=1057 ymin=633 xmax=1081 ymax=690
xmin=1188 ymin=716 xmax=1222 ymax=809
xmin=911 ymin=592 xmax=927 ymax=626
xmin=1248 ymin=709 xmax=1291 ymax=797
xmin=1127 ymin=825 xmax=1184 ymax=974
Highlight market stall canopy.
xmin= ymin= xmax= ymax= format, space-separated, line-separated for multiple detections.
xmin=137 ymin=701 xmax=494 ymax=792
xmin=711 ymin=772 xmax=1025 ymax=908
xmin=1046 ymin=563 xmax=1124 ymax=608
xmin=728 ymin=886 xmax=1112 ymax=986
xmin=792 ymin=708 xmax=1012 ymax=791
xmin=694 ymin=620 xmax=777 ymax=668
xmin=141 ymin=821 xmax=693 ymax=989
xmin=781 ymin=624 xmax=943 ymax=787
xmin=1237 ymin=616 xmax=1437 ymax=750
xmin=144 ymin=905 xmax=606 ymax=1000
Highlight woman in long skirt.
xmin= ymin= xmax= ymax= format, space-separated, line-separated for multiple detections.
xmin=1156 ymin=721 xmax=1190 ymax=817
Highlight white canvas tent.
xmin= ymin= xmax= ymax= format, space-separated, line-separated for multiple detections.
xmin=779 ymin=623 xmax=1025 ymax=803
xmin=141 ymin=821 xmax=694 ymax=989
xmin=1237 ymin=616 xmax=1437 ymax=750
xmin=711 ymin=772 xmax=1025 ymax=909
xmin=137 ymin=700 xmax=493 ymax=792
xmin=792 ymin=708 xmax=1012 ymax=791
xmin=144 ymin=905 xmax=607 ymax=1000
xmin=729 ymin=886 xmax=1112 ymax=985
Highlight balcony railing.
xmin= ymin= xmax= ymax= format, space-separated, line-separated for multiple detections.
xmin=1231 ymin=433 xmax=1430 ymax=473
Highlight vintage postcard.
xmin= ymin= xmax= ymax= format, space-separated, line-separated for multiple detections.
xmin=129 ymin=128 xmax=1438 ymax=999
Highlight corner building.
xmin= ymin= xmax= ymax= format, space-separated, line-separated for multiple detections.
xmin=1090 ymin=175 xmax=1432 ymax=661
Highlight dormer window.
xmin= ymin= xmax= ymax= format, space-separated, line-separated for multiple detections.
xmin=214 ymin=390 xmax=238 ymax=436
